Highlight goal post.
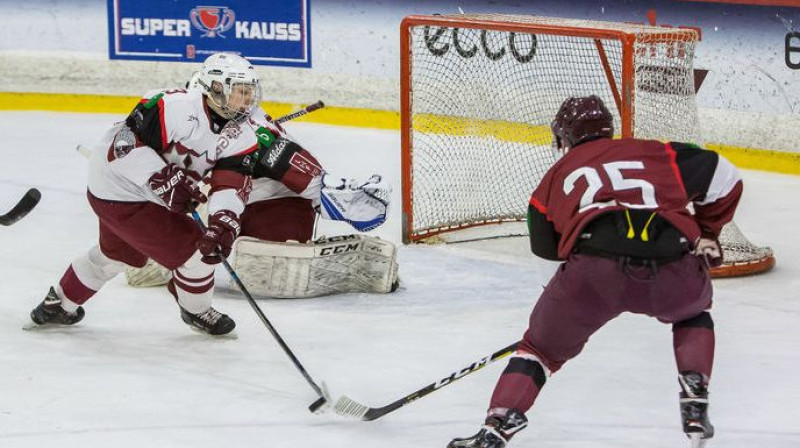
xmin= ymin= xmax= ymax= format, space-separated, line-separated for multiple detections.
xmin=400 ymin=13 xmax=774 ymax=277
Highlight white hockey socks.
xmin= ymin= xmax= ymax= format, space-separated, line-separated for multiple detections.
xmin=172 ymin=250 xmax=215 ymax=314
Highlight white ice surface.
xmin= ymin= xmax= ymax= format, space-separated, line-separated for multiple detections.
xmin=0 ymin=112 xmax=798 ymax=447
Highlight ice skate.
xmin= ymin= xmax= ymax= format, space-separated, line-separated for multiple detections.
xmin=29 ymin=286 xmax=85 ymax=326
xmin=679 ymin=371 xmax=714 ymax=447
xmin=180 ymin=306 xmax=236 ymax=336
xmin=448 ymin=409 xmax=528 ymax=448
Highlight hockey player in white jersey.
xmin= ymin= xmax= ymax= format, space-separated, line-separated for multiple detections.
xmin=29 ymin=53 xmax=264 ymax=335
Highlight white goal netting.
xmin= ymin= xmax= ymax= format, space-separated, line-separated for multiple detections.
xmin=402 ymin=14 xmax=773 ymax=277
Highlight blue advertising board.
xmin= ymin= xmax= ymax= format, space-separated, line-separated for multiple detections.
xmin=107 ymin=0 xmax=311 ymax=67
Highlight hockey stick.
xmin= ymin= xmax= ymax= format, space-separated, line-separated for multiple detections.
xmin=334 ymin=342 xmax=519 ymax=421
xmin=270 ymin=100 xmax=325 ymax=124
xmin=190 ymin=211 xmax=330 ymax=413
xmin=0 ymin=188 xmax=41 ymax=226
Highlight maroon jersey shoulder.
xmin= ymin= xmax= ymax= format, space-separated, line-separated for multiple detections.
xmin=531 ymin=138 xmax=696 ymax=258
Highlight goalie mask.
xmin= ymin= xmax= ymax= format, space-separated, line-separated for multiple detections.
xmin=551 ymin=95 xmax=614 ymax=153
xmin=189 ymin=53 xmax=262 ymax=122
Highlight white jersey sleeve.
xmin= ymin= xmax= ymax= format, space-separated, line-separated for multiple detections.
xmin=88 ymin=89 xmax=228 ymax=204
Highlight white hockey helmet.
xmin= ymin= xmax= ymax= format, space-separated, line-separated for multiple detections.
xmin=188 ymin=52 xmax=262 ymax=122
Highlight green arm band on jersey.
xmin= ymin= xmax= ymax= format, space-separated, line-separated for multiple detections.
xmin=143 ymin=92 xmax=164 ymax=110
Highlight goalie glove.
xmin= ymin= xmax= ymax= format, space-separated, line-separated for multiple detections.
xmin=316 ymin=174 xmax=391 ymax=232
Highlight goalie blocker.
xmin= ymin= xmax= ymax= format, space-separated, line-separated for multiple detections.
xmin=232 ymin=234 xmax=398 ymax=298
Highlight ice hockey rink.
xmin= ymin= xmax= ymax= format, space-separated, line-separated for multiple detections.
xmin=0 ymin=111 xmax=798 ymax=448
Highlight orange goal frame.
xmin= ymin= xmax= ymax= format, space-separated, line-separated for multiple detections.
xmin=400 ymin=15 xmax=698 ymax=243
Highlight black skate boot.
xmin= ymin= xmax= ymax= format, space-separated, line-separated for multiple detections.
xmin=30 ymin=287 xmax=85 ymax=326
xmin=679 ymin=371 xmax=714 ymax=447
xmin=180 ymin=307 xmax=236 ymax=336
xmin=448 ymin=409 xmax=528 ymax=448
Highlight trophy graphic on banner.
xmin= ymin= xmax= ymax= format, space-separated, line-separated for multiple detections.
xmin=190 ymin=6 xmax=236 ymax=38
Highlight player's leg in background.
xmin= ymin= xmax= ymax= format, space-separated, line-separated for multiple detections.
xmin=240 ymin=197 xmax=316 ymax=243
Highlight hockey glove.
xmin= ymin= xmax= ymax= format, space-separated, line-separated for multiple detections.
xmin=198 ymin=210 xmax=241 ymax=264
xmin=149 ymin=164 xmax=207 ymax=213
xmin=317 ymin=174 xmax=391 ymax=232
xmin=693 ymin=237 xmax=723 ymax=268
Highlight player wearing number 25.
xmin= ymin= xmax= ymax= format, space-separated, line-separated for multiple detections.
xmin=449 ymin=96 xmax=742 ymax=448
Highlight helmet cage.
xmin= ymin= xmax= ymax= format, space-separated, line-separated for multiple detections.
xmin=191 ymin=54 xmax=262 ymax=122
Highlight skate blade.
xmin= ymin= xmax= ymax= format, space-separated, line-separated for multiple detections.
xmin=185 ymin=325 xmax=239 ymax=339
xmin=22 ymin=321 xmax=79 ymax=332
xmin=688 ymin=433 xmax=708 ymax=448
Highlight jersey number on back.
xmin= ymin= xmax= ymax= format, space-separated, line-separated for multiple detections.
xmin=563 ymin=161 xmax=658 ymax=212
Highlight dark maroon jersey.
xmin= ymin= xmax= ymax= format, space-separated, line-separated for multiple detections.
xmin=529 ymin=138 xmax=742 ymax=260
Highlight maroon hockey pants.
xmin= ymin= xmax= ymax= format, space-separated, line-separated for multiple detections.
xmin=240 ymin=197 xmax=316 ymax=243
xmin=489 ymin=253 xmax=714 ymax=414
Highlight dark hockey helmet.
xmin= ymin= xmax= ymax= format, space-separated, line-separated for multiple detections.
xmin=551 ymin=95 xmax=614 ymax=152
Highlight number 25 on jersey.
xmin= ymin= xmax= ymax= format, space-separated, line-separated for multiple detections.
xmin=563 ymin=161 xmax=658 ymax=212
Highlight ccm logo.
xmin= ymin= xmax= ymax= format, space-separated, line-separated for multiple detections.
xmin=433 ymin=356 xmax=491 ymax=389
xmin=319 ymin=243 xmax=360 ymax=256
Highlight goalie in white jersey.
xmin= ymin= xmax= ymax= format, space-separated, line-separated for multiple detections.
xmin=29 ymin=53 xmax=266 ymax=336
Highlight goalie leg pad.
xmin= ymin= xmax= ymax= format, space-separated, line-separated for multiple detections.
xmin=231 ymin=234 xmax=399 ymax=298
xmin=125 ymin=258 xmax=172 ymax=287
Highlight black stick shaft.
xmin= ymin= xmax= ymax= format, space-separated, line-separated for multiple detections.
xmin=191 ymin=211 xmax=326 ymax=399
xmin=363 ymin=342 xmax=518 ymax=420
xmin=273 ymin=100 xmax=325 ymax=124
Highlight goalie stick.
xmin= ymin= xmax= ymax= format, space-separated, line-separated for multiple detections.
xmin=333 ymin=342 xmax=518 ymax=421
xmin=190 ymin=211 xmax=330 ymax=413
xmin=0 ymin=188 xmax=41 ymax=226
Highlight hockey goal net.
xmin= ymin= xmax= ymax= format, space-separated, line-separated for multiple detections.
xmin=400 ymin=14 xmax=774 ymax=277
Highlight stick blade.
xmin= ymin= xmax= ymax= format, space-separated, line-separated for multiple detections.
xmin=308 ymin=396 xmax=328 ymax=414
xmin=333 ymin=396 xmax=371 ymax=420
xmin=0 ymin=188 xmax=41 ymax=226
xmin=308 ymin=381 xmax=332 ymax=414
